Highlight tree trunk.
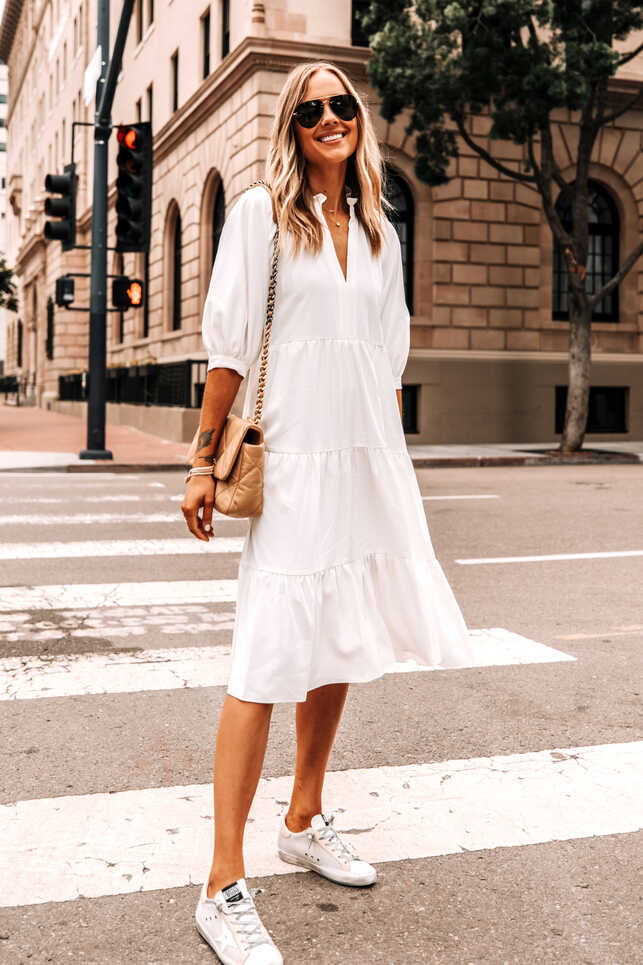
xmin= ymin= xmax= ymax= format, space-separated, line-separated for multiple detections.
xmin=561 ymin=305 xmax=591 ymax=451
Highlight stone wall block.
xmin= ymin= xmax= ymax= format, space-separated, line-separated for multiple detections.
xmin=433 ymin=219 xmax=452 ymax=240
xmin=463 ymin=179 xmax=489 ymax=199
xmin=470 ymin=200 xmax=506 ymax=221
xmin=434 ymin=284 xmax=470 ymax=305
xmin=507 ymin=245 xmax=541 ymax=266
xmin=433 ymin=199 xmax=472 ymax=220
xmin=469 ymin=242 xmax=506 ymax=264
xmin=432 ymin=326 xmax=470 ymax=349
xmin=434 ymin=241 xmax=469 ymax=263
xmin=470 ymin=328 xmax=506 ymax=350
xmin=453 ymin=221 xmax=488 ymax=242
xmin=452 ymin=306 xmax=488 ymax=327
xmin=506 ymin=330 xmax=540 ymax=350
xmin=507 ymin=203 xmax=541 ymax=224
xmin=489 ymin=307 xmax=523 ymax=327
xmin=453 ymin=263 xmax=487 ymax=285
xmin=489 ymin=223 xmax=523 ymax=244
xmin=470 ymin=286 xmax=507 ymax=307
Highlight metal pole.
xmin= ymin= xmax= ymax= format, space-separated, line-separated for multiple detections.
xmin=80 ymin=0 xmax=112 ymax=458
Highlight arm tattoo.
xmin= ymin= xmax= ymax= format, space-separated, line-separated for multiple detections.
xmin=197 ymin=428 xmax=215 ymax=452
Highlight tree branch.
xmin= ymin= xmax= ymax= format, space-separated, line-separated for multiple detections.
xmin=598 ymin=88 xmax=643 ymax=127
xmin=453 ymin=114 xmax=537 ymax=183
xmin=618 ymin=40 xmax=643 ymax=67
xmin=588 ymin=239 xmax=643 ymax=309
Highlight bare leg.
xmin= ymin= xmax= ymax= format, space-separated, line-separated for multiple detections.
xmin=207 ymin=693 xmax=273 ymax=897
xmin=285 ymin=682 xmax=349 ymax=832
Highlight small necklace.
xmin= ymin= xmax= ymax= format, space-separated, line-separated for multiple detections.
xmin=324 ymin=205 xmax=347 ymax=228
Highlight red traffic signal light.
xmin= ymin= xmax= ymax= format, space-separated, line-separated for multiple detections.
xmin=115 ymin=122 xmax=153 ymax=253
xmin=112 ymin=276 xmax=144 ymax=310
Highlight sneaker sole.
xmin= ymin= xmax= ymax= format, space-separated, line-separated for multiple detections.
xmin=277 ymin=847 xmax=377 ymax=887
xmin=195 ymin=916 xmax=238 ymax=965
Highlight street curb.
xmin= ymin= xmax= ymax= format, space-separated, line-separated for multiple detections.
xmin=0 ymin=463 xmax=189 ymax=474
xmin=0 ymin=452 xmax=640 ymax=472
xmin=411 ymin=452 xmax=641 ymax=468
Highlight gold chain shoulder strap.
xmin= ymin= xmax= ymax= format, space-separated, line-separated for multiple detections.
xmin=244 ymin=178 xmax=279 ymax=426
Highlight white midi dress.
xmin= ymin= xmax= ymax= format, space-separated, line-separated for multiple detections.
xmin=201 ymin=184 xmax=478 ymax=703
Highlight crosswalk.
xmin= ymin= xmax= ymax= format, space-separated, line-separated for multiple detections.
xmin=1 ymin=470 xmax=641 ymax=961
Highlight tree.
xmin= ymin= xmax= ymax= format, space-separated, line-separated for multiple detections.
xmin=361 ymin=0 xmax=643 ymax=451
xmin=0 ymin=254 xmax=18 ymax=313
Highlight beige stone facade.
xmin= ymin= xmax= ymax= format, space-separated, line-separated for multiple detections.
xmin=1 ymin=1 xmax=642 ymax=443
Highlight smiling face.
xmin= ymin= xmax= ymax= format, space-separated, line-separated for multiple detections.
xmin=292 ymin=69 xmax=359 ymax=169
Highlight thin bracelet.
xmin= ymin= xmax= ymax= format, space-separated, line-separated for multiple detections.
xmin=184 ymin=464 xmax=216 ymax=484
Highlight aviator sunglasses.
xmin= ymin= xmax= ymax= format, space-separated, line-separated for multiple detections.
xmin=292 ymin=93 xmax=358 ymax=128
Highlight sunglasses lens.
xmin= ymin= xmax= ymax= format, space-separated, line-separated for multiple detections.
xmin=294 ymin=103 xmax=323 ymax=128
xmin=331 ymin=95 xmax=357 ymax=120
xmin=294 ymin=95 xmax=358 ymax=127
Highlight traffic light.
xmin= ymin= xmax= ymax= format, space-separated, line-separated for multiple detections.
xmin=112 ymin=275 xmax=144 ymax=309
xmin=55 ymin=275 xmax=75 ymax=307
xmin=44 ymin=162 xmax=77 ymax=251
xmin=115 ymin=122 xmax=153 ymax=253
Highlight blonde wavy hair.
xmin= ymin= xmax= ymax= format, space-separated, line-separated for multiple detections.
xmin=264 ymin=61 xmax=394 ymax=259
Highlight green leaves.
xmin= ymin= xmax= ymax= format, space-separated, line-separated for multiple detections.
xmin=364 ymin=0 xmax=643 ymax=185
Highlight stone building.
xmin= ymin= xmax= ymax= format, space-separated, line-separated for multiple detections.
xmin=0 ymin=61 xmax=8 ymax=375
xmin=1 ymin=0 xmax=642 ymax=443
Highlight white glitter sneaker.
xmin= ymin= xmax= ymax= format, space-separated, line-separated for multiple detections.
xmin=277 ymin=811 xmax=377 ymax=886
xmin=195 ymin=878 xmax=283 ymax=964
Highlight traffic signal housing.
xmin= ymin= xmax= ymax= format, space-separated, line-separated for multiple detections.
xmin=115 ymin=122 xmax=153 ymax=253
xmin=112 ymin=275 xmax=144 ymax=310
xmin=44 ymin=163 xmax=77 ymax=251
xmin=55 ymin=275 xmax=75 ymax=307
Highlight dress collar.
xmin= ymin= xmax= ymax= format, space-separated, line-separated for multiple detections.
xmin=313 ymin=191 xmax=358 ymax=219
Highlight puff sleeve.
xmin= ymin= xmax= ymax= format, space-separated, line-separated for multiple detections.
xmin=201 ymin=186 xmax=275 ymax=379
xmin=380 ymin=219 xmax=411 ymax=390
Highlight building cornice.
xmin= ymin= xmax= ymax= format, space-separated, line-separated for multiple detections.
xmin=152 ymin=35 xmax=371 ymax=166
xmin=0 ymin=0 xmax=23 ymax=63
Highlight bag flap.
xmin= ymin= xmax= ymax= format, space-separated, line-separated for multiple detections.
xmin=214 ymin=415 xmax=264 ymax=479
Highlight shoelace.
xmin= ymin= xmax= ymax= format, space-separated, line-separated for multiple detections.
xmin=308 ymin=813 xmax=358 ymax=863
xmin=215 ymin=887 xmax=268 ymax=951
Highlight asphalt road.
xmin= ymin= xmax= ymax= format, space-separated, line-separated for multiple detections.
xmin=0 ymin=464 xmax=641 ymax=965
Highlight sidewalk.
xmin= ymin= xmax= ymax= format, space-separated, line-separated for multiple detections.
xmin=0 ymin=403 xmax=190 ymax=471
xmin=0 ymin=403 xmax=641 ymax=471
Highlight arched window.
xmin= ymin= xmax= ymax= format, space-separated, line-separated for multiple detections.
xmin=172 ymin=211 xmax=182 ymax=330
xmin=383 ymin=167 xmax=414 ymax=314
xmin=211 ymin=180 xmax=225 ymax=271
xmin=553 ymin=181 xmax=619 ymax=322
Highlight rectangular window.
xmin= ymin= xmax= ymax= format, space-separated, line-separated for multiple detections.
xmin=201 ymin=8 xmax=211 ymax=79
xmin=351 ymin=1 xmax=371 ymax=47
xmin=401 ymin=385 xmax=419 ymax=434
xmin=136 ymin=97 xmax=142 ymax=122
xmin=171 ymin=51 xmax=179 ymax=112
xmin=555 ymin=385 xmax=628 ymax=434
xmin=146 ymin=83 xmax=153 ymax=130
xmin=221 ymin=0 xmax=230 ymax=58
xmin=136 ymin=0 xmax=144 ymax=43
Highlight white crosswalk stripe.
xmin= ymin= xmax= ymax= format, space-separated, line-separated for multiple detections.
xmin=2 ymin=742 xmax=641 ymax=908
xmin=0 ymin=537 xmax=245 ymax=560
xmin=0 ymin=631 xmax=575 ymax=700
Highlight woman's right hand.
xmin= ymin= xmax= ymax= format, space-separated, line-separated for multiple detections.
xmin=181 ymin=476 xmax=215 ymax=541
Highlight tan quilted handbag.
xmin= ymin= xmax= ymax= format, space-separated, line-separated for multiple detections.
xmin=185 ymin=178 xmax=278 ymax=518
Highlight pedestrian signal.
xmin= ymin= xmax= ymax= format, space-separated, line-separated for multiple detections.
xmin=44 ymin=163 xmax=78 ymax=251
xmin=112 ymin=276 xmax=144 ymax=309
xmin=55 ymin=275 xmax=75 ymax=307
xmin=115 ymin=122 xmax=153 ymax=253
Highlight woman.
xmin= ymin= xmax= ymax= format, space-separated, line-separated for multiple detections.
xmin=183 ymin=60 xmax=478 ymax=965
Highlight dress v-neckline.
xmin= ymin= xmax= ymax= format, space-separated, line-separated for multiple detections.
xmin=314 ymin=192 xmax=358 ymax=285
